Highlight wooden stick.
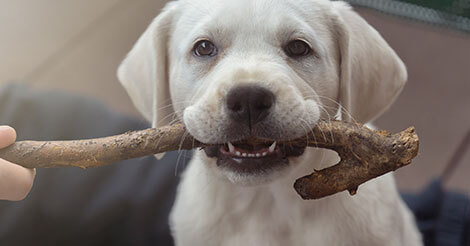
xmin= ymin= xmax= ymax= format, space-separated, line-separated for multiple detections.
xmin=0 ymin=121 xmax=419 ymax=199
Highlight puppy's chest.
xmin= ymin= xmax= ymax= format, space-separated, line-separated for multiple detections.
xmin=203 ymin=199 xmax=334 ymax=246
xmin=172 ymin=174 xmax=344 ymax=245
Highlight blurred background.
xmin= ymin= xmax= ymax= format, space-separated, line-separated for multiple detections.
xmin=0 ymin=0 xmax=469 ymax=194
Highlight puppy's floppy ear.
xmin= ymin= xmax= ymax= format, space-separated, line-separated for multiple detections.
xmin=118 ymin=2 xmax=178 ymax=128
xmin=332 ymin=2 xmax=407 ymax=123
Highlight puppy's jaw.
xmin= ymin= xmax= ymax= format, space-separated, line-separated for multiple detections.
xmin=197 ymin=148 xmax=308 ymax=186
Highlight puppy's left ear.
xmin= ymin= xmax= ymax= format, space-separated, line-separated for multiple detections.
xmin=332 ymin=2 xmax=407 ymax=123
xmin=118 ymin=2 xmax=178 ymax=128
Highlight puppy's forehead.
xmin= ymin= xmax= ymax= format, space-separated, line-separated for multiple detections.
xmin=173 ymin=0 xmax=333 ymax=45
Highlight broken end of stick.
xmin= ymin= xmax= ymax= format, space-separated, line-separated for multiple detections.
xmin=401 ymin=126 xmax=419 ymax=158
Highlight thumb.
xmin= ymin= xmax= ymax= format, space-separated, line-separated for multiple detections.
xmin=0 ymin=126 xmax=16 ymax=149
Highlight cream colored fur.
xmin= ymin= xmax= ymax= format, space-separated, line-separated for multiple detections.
xmin=118 ymin=0 xmax=422 ymax=245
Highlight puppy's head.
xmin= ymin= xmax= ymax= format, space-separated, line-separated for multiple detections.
xmin=118 ymin=0 xmax=407 ymax=185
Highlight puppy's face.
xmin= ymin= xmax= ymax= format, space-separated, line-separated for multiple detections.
xmin=119 ymin=0 xmax=407 ymax=186
xmin=169 ymin=0 xmax=339 ymax=184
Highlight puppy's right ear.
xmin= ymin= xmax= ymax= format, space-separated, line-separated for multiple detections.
xmin=118 ymin=2 xmax=178 ymax=129
xmin=332 ymin=2 xmax=407 ymax=124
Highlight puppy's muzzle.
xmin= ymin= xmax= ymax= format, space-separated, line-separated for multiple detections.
xmin=226 ymin=85 xmax=275 ymax=131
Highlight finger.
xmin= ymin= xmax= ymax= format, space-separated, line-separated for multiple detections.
xmin=0 ymin=159 xmax=35 ymax=201
xmin=0 ymin=126 xmax=16 ymax=149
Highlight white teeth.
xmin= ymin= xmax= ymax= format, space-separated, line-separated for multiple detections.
xmin=268 ymin=141 xmax=277 ymax=153
xmin=228 ymin=142 xmax=235 ymax=153
xmin=228 ymin=142 xmax=275 ymax=158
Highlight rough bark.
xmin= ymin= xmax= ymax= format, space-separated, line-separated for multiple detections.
xmin=0 ymin=121 xmax=419 ymax=199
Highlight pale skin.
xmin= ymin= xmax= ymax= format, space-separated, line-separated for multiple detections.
xmin=0 ymin=126 xmax=35 ymax=201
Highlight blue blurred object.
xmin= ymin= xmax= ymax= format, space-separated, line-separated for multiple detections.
xmin=402 ymin=180 xmax=470 ymax=246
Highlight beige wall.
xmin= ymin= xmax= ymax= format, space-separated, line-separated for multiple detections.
xmin=1 ymin=1 xmax=469 ymax=193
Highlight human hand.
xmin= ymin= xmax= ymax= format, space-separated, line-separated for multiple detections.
xmin=0 ymin=126 xmax=35 ymax=201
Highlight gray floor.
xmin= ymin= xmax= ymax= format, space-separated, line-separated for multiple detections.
xmin=1 ymin=1 xmax=469 ymax=194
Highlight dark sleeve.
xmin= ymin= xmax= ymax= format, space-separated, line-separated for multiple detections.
xmin=0 ymin=83 xmax=187 ymax=246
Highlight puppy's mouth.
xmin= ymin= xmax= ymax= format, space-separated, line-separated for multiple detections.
xmin=204 ymin=139 xmax=306 ymax=175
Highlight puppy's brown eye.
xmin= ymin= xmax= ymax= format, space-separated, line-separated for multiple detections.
xmin=284 ymin=40 xmax=311 ymax=57
xmin=193 ymin=40 xmax=217 ymax=57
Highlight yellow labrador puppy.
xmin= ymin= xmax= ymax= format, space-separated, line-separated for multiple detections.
xmin=118 ymin=0 xmax=422 ymax=245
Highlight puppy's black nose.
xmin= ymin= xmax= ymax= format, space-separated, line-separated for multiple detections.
xmin=226 ymin=85 xmax=275 ymax=129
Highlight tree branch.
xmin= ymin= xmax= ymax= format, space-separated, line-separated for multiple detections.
xmin=0 ymin=121 xmax=419 ymax=199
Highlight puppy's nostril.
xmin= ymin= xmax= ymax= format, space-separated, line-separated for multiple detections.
xmin=226 ymin=85 xmax=275 ymax=129
xmin=227 ymin=98 xmax=243 ymax=112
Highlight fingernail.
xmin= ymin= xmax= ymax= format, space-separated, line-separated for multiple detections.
xmin=0 ymin=126 xmax=12 ymax=131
